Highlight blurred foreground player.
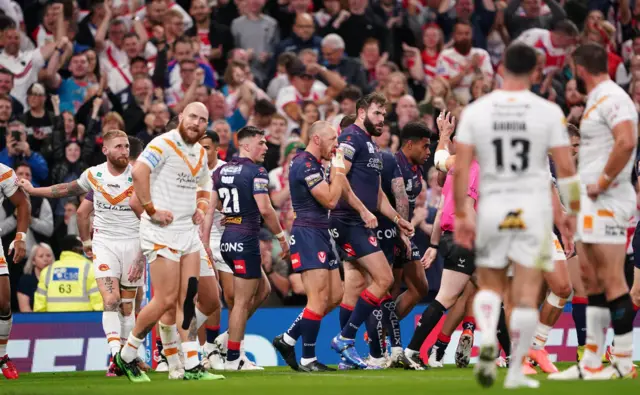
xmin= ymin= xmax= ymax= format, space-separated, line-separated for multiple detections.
xmin=453 ymin=43 xmax=578 ymax=389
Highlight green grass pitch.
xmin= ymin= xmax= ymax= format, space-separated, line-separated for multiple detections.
xmin=1 ymin=363 xmax=637 ymax=395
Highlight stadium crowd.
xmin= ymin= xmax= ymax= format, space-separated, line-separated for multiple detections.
xmin=0 ymin=0 xmax=638 ymax=317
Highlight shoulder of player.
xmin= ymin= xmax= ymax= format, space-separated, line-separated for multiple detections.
xmin=0 ymin=163 xmax=14 ymax=182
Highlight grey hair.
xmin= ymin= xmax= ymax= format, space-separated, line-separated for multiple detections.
xmin=321 ymin=34 xmax=345 ymax=50
xmin=23 ymin=242 xmax=54 ymax=275
xmin=212 ymin=119 xmax=231 ymax=129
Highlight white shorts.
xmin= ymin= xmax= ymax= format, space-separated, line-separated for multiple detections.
xmin=200 ymin=247 xmax=215 ymax=277
xmin=93 ymin=237 xmax=143 ymax=288
xmin=140 ymin=221 xmax=202 ymax=263
xmin=552 ymin=233 xmax=566 ymax=262
xmin=476 ymin=200 xmax=554 ymax=273
xmin=577 ymin=189 xmax=635 ymax=245
xmin=0 ymin=257 xmax=6 ymax=277
xmin=210 ymin=232 xmax=232 ymax=274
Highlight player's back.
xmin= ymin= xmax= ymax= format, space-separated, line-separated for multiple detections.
xmin=457 ymin=89 xmax=567 ymax=202
xmin=213 ymin=157 xmax=267 ymax=234
xmin=332 ymin=124 xmax=382 ymax=223
xmin=77 ymin=162 xmax=138 ymax=239
xmin=395 ymin=150 xmax=423 ymax=217
xmin=289 ymin=151 xmax=329 ymax=228
xmin=579 ymin=80 xmax=638 ymax=189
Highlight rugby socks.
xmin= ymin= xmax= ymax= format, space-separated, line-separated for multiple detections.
xmin=341 ymin=290 xmax=381 ymax=340
xmin=473 ymin=290 xmax=502 ymax=348
xmin=284 ymin=311 xmax=304 ymax=345
xmin=182 ymin=341 xmax=200 ymax=370
xmin=120 ymin=311 xmax=135 ymax=348
xmin=407 ymin=300 xmax=445 ymax=352
xmin=462 ymin=316 xmax=476 ymax=332
xmin=227 ymin=340 xmax=241 ymax=362
xmin=300 ymin=309 xmax=323 ymax=363
xmin=571 ymin=296 xmax=587 ymax=346
xmin=339 ymin=304 xmax=353 ymax=330
xmin=0 ymin=313 xmax=11 ymax=356
xmin=381 ymin=296 xmax=402 ymax=348
xmin=581 ymin=294 xmax=610 ymax=369
xmin=608 ymin=293 xmax=635 ymax=371
xmin=433 ymin=333 xmax=450 ymax=360
xmin=365 ymin=308 xmax=385 ymax=358
xmin=497 ymin=306 xmax=511 ymax=356
xmin=159 ymin=322 xmax=181 ymax=369
xmin=507 ymin=307 xmax=538 ymax=381
xmin=195 ymin=308 xmax=208 ymax=331
xmin=121 ymin=334 xmax=143 ymax=363
xmin=206 ymin=325 xmax=220 ymax=344
xmin=532 ymin=323 xmax=552 ymax=350
xmin=103 ymin=311 xmax=122 ymax=357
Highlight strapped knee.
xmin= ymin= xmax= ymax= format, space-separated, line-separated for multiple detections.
xmin=182 ymin=277 xmax=199 ymax=330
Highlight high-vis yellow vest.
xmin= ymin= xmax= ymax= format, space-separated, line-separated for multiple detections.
xmin=34 ymin=251 xmax=103 ymax=312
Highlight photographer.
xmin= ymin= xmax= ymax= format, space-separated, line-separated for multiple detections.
xmin=0 ymin=120 xmax=48 ymax=186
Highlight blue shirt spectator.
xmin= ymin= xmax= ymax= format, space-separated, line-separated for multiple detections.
xmin=0 ymin=121 xmax=48 ymax=186
xmin=55 ymin=52 xmax=96 ymax=113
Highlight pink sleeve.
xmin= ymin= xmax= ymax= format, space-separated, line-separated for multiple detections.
xmin=467 ymin=162 xmax=479 ymax=201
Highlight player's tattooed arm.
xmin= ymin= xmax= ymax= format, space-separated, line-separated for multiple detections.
xmin=391 ymin=176 xmax=409 ymax=220
xmin=51 ymin=181 xmax=86 ymax=198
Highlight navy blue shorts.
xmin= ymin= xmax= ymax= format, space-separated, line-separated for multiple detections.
xmin=633 ymin=225 xmax=640 ymax=269
xmin=220 ymin=232 xmax=262 ymax=279
xmin=290 ymin=226 xmax=339 ymax=273
xmin=375 ymin=223 xmax=399 ymax=265
xmin=330 ymin=217 xmax=381 ymax=261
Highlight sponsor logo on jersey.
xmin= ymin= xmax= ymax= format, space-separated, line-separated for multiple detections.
xmin=98 ymin=264 xmax=109 ymax=272
xmin=254 ymin=178 xmax=269 ymax=193
xmin=233 ymin=260 xmax=247 ymax=274
xmin=305 ymin=173 xmax=322 ymax=187
xmin=291 ymin=253 xmax=301 ymax=269
xmin=221 ymin=176 xmax=235 ymax=184
xmin=317 ymin=251 xmax=326 ymax=263
xmin=107 ymin=184 xmax=120 ymax=188
xmin=368 ymin=236 xmax=378 ymax=247
xmin=498 ymin=209 xmax=526 ymax=230
xmin=141 ymin=151 xmax=161 ymax=168
xmin=343 ymin=243 xmax=356 ymax=257
xmin=221 ymin=165 xmax=243 ymax=175
xmin=339 ymin=143 xmax=355 ymax=160
xmin=225 ymin=216 xmax=242 ymax=225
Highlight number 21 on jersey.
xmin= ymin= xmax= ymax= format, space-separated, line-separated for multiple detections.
xmin=218 ymin=187 xmax=240 ymax=213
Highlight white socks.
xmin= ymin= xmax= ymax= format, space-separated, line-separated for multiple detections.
xmin=0 ymin=313 xmax=11 ymax=356
xmin=508 ymin=307 xmax=538 ymax=381
xmin=612 ymin=332 xmax=634 ymax=371
xmin=182 ymin=341 xmax=200 ymax=370
xmin=159 ymin=322 xmax=181 ymax=369
xmin=121 ymin=334 xmax=143 ymax=363
xmin=532 ymin=323 xmax=552 ymax=350
xmin=581 ymin=306 xmax=610 ymax=369
xmin=102 ymin=311 xmax=121 ymax=357
xmin=473 ymin=290 xmax=502 ymax=347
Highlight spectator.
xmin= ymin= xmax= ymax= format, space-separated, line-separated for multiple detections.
xmin=315 ymin=0 xmax=342 ymax=29
xmin=291 ymin=101 xmax=321 ymax=143
xmin=513 ymin=20 xmax=579 ymax=75
xmin=321 ymin=34 xmax=369 ymax=92
xmin=372 ymin=60 xmax=399 ymax=93
xmin=21 ymin=83 xmax=55 ymax=157
xmin=137 ymin=102 xmax=171 ymax=147
xmin=231 ymin=0 xmax=280 ymax=87
xmin=330 ymin=84 xmax=362 ymax=127
xmin=113 ymin=57 xmax=151 ymax=108
xmin=359 ymin=38 xmax=386 ymax=86
xmin=268 ymin=141 xmax=305 ymax=230
xmin=51 ymin=96 xmax=100 ymax=166
xmin=83 ymin=49 xmax=101 ymax=85
xmin=34 ymin=235 xmax=102 ymax=312
xmin=166 ymin=59 xmax=205 ymax=112
xmin=0 ymin=95 xmax=13 ymax=152
xmin=421 ymin=24 xmax=444 ymax=84
xmin=51 ymin=201 xmax=80 ymax=258
xmin=328 ymin=0 xmax=389 ymax=58
xmin=166 ymin=36 xmax=216 ymax=90
xmin=395 ymin=94 xmax=421 ymax=132
xmin=617 ymin=54 xmax=640 ymax=90
xmin=505 ymin=0 xmax=566 ymax=40
xmin=123 ymin=75 xmax=156 ymax=136
xmin=435 ymin=20 xmax=494 ymax=104
xmin=0 ymin=69 xmax=24 ymax=115
xmin=0 ymin=120 xmax=48 ymax=186
xmin=263 ymin=113 xmax=288 ymax=172
xmin=383 ymin=71 xmax=409 ymax=122
xmin=246 ymin=98 xmax=277 ymax=131
xmin=186 ymin=0 xmax=234 ymax=77
xmin=563 ymin=79 xmax=585 ymax=124
xmin=213 ymin=119 xmax=237 ymax=161
xmin=163 ymin=9 xmax=188 ymax=48
xmin=0 ymin=162 xmax=54 ymax=257
xmin=55 ymin=52 xmax=97 ymax=113
xmin=220 ymin=60 xmax=264 ymax=131
xmin=267 ymin=52 xmax=298 ymax=100
xmin=17 ymin=243 xmax=55 ymax=312
xmin=77 ymin=0 xmax=109 ymax=48
xmin=469 ymin=75 xmax=492 ymax=103
xmin=272 ymin=12 xmax=323 ymax=76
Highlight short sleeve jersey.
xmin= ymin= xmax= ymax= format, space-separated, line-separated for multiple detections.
xmin=289 ymin=151 xmax=329 ymax=228
xmin=395 ymin=150 xmax=424 ymax=218
xmin=212 ymin=157 xmax=268 ymax=234
xmin=376 ymin=151 xmax=402 ymax=228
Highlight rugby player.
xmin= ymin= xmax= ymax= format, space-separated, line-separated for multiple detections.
xmin=0 ymin=164 xmax=30 ymax=379
xmin=19 ymin=131 xmax=150 ymax=376
xmin=75 ymin=136 xmax=148 ymax=376
xmin=550 ymin=43 xmax=638 ymax=380
xmin=453 ymin=43 xmax=578 ymax=388
xmin=273 ymin=121 xmax=346 ymax=372
xmin=211 ymin=125 xmax=289 ymax=370
xmin=329 ymin=92 xmax=414 ymax=369
xmin=115 ymin=102 xmax=223 ymax=382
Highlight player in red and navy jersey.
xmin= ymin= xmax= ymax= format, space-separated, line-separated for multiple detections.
xmin=212 ymin=126 xmax=290 ymax=370
xmin=329 ymin=92 xmax=414 ymax=369
xmin=273 ymin=121 xmax=347 ymax=372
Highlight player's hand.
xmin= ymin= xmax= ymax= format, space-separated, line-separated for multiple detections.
xmin=204 ymin=245 xmax=215 ymax=265
xmin=9 ymin=238 xmax=25 ymax=263
xmin=436 ymin=111 xmax=456 ymax=138
xmin=454 ymin=215 xmax=476 ymax=250
xmin=331 ymin=147 xmax=346 ymax=169
xmin=397 ymin=217 xmax=415 ymax=238
xmin=563 ymin=214 xmax=577 ymax=246
xmin=360 ymin=209 xmax=378 ymax=229
xmin=83 ymin=241 xmax=93 ymax=259
xmin=192 ymin=208 xmax=205 ymax=225
xmin=400 ymin=234 xmax=412 ymax=259
xmin=128 ymin=253 xmax=145 ymax=282
xmin=278 ymin=237 xmax=290 ymax=260
xmin=17 ymin=179 xmax=34 ymax=194
xmin=421 ymin=247 xmax=437 ymax=269
xmin=586 ymin=183 xmax=603 ymax=201
xmin=151 ymin=210 xmax=173 ymax=227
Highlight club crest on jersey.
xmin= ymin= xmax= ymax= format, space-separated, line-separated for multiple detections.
xmin=368 ymin=236 xmax=378 ymax=247
xmin=498 ymin=209 xmax=526 ymax=230
xmin=98 ymin=264 xmax=109 ymax=272
xmin=317 ymin=251 xmax=326 ymax=263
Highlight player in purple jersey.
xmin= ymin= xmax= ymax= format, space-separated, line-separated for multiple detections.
xmin=272 ymin=121 xmax=348 ymax=372
xmin=212 ymin=126 xmax=290 ymax=370
xmin=329 ymin=92 xmax=414 ymax=369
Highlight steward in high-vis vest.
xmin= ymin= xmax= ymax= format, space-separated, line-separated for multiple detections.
xmin=34 ymin=236 xmax=103 ymax=312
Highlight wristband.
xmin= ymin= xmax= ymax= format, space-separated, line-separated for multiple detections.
xmin=275 ymin=231 xmax=286 ymax=240
xmin=14 ymin=232 xmax=26 ymax=241
xmin=393 ymin=215 xmax=400 ymax=224
xmin=557 ymin=174 xmax=581 ymax=215
xmin=197 ymin=197 xmax=209 ymax=212
xmin=142 ymin=201 xmax=156 ymax=216
xmin=597 ymin=173 xmax=612 ymax=191
xmin=429 ymin=243 xmax=439 ymax=250
xmin=82 ymin=239 xmax=92 ymax=248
